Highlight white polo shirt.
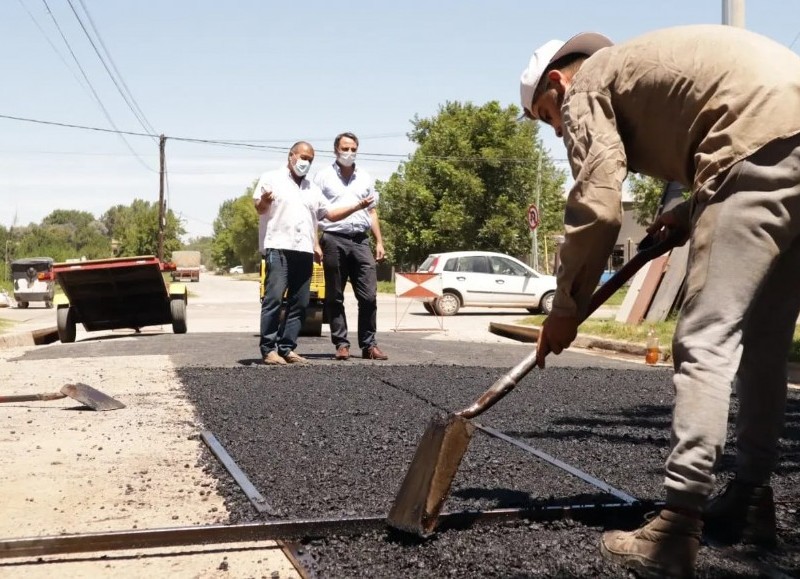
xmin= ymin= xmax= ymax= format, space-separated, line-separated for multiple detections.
xmin=253 ymin=168 xmax=331 ymax=254
xmin=313 ymin=162 xmax=377 ymax=235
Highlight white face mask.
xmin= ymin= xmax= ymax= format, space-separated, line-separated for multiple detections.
xmin=337 ymin=151 xmax=356 ymax=167
xmin=292 ymin=157 xmax=311 ymax=177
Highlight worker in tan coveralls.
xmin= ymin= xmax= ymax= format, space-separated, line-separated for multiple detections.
xmin=521 ymin=25 xmax=800 ymax=577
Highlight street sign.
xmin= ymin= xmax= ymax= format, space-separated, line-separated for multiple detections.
xmin=527 ymin=203 xmax=540 ymax=231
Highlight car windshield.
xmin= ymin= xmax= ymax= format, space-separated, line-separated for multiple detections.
xmin=418 ymin=255 xmax=436 ymax=272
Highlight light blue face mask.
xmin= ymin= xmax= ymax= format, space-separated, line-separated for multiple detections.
xmin=293 ymin=157 xmax=311 ymax=177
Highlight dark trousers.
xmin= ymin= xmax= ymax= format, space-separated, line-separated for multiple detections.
xmin=320 ymin=231 xmax=377 ymax=350
xmin=259 ymin=249 xmax=312 ymax=357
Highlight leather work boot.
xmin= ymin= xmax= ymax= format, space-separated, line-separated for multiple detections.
xmin=601 ymin=509 xmax=702 ymax=579
xmin=704 ymin=480 xmax=777 ymax=547
xmin=282 ymin=351 xmax=309 ymax=364
xmin=362 ymin=345 xmax=388 ymax=360
xmin=335 ymin=345 xmax=350 ymax=360
xmin=263 ymin=351 xmax=287 ymax=365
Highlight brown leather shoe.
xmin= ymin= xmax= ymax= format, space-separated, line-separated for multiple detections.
xmin=282 ymin=351 xmax=309 ymax=364
xmin=362 ymin=345 xmax=388 ymax=360
xmin=335 ymin=345 xmax=350 ymax=360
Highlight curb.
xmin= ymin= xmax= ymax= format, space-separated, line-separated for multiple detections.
xmin=488 ymin=322 xmax=648 ymax=357
xmin=488 ymin=322 xmax=800 ymax=383
xmin=0 ymin=326 xmax=59 ymax=350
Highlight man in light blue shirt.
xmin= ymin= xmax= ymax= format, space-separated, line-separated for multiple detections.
xmin=314 ymin=132 xmax=388 ymax=361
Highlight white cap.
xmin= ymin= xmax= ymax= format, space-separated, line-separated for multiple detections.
xmin=519 ymin=32 xmax=613 ymax=117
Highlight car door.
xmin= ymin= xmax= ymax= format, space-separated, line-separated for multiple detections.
xmin=441 ymin=255 xmax=495 ymax=305
xmin=484 ymin=255 xmax=537 ymax=305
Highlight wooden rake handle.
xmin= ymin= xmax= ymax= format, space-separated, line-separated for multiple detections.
xmin=0 ymin=392 xmax=67 ymax=403
xmin=456 ymin=232 xmax=682 ymax=420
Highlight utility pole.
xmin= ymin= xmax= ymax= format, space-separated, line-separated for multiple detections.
xmin=722 ymin=0 xmax=745 ymax=27
xmin=157 ymin=134 xmax=166 ymax=262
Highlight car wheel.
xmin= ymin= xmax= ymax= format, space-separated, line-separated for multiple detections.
xmin=422 ymin=302 xmax=435 ymax=315
xmin=45 ymin=301 xmax=53 ymax=309
xmin=57 ymin=306 xmax=76 ymax=343
xmin=434 ymin=291 xmax=461 ymax=316
xmin=18 ymin=301 xmax=28 ymax=309
xmin=540 ymin=292 xmax=555 ymax=315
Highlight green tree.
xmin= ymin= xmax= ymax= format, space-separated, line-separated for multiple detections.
xmin=211 ymin=187 xmax=259 ymax=272
xmin=628 ymin=174 xmax=668 ymax=226
xmin=101 ymin=200 xmax=185 ymax=258
xmin=12 ymin=210 xmax=110 ymax=261
xmin=377 ymin=101 xmax=567 ymax=268
xmin=183 ymin=236 xmax=215 ymax=270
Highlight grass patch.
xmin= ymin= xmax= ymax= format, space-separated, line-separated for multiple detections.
xmin=377 ymin=281 xmax=395 ymax=294
xmin=520 ymin=315 xmax=800 ymax=363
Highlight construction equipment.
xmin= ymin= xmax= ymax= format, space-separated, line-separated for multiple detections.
xmin=47 ymin=256 xmax=188 ymax=343
xmin=387 ymin=232 xmax=681 ymax=537
xmin=259 ymin=258 xmax=326 ymax=337
xmin=0 ymin=383 xmax=125 ymax=411
xmin=11 ymin=257 xmax=55 ymax=309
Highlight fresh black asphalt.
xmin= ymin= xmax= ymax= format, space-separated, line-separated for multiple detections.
xmin=16 ymin=332 xmax=800 ymax=577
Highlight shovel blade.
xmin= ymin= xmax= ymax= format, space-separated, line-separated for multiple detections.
xmin=60 ymin=383 xmax=126 ymax=411
xmin=387 ymin=413 xmax=475 ymax=536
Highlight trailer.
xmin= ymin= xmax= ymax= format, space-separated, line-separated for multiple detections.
xmin=48 ymin=255 xmax=188 ymax=343
xmin=170 ymin=250 xmax=202 ymax=282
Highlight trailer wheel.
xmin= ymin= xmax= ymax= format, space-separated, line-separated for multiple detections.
xmin=57 ymin=306 xmax=76 ymax=343
xmin=170 ymin=298 xmax=187 ymax=334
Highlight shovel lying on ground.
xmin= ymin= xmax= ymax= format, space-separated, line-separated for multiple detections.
xmin=0 ymin=383 xmax=125 ymax=411
xmin=387 ymin=232 xmax=681 ymax=536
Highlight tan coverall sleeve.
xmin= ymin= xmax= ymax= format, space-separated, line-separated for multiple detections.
xmin=554 ymin=91 xmax=628 ymax=319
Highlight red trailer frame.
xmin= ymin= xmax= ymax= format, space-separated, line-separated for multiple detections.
xmin=49 ymin=256 xmax=187 ymax=343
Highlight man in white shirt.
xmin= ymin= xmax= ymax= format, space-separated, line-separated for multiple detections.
xmin=314 ymin=132 xmax=388 ymax=361
xmin=254 ymin=141 xmax=373 ymax=365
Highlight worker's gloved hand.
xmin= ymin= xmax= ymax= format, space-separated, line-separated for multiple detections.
xmin=535 ymin=313 xmax=579 ymax=369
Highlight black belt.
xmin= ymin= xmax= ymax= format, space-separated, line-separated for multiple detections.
xmin=325 ymin=230 xmax=368 ymax=240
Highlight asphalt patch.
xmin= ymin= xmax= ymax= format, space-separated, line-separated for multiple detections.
xmin=180 ymin=364 xmax=800 ymax=577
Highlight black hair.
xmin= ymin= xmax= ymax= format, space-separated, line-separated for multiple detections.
xmin=333 ymin=132 xmax=359 ymax=151
xmin=534 ymin=53 xmax=589 ymax=100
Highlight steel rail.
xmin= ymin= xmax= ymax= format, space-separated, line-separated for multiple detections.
xmin=201 ymin=430 xmax=311 ymax=578
xmin=200 ymin=431 xmax=275 ymax=515
xmin=474 ymin=423 xmax=638 ymax=505
xmin=0 ymin=502 xmax=658 ymax=560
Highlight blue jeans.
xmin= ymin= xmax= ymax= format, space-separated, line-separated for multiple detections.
xmin=259 ymin=249 xmax=313 ymax=357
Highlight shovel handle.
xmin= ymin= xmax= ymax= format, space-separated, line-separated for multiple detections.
xmin=0 ymin=392 xmax=67 ymax=404
xmin=456 ymin=232 xmax=682 ymax=419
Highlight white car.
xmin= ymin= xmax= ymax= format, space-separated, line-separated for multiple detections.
xmin=229 ymin=265 xmax=244 ymax=274
xmin=416 ymin=251 xmax=557 ymax=316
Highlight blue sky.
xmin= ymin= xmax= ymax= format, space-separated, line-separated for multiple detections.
xmin=1 ymin=0 xmax=798 ymax=239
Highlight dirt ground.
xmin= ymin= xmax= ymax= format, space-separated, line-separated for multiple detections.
xmin=0 ymin=346 xmax=298 ymax=578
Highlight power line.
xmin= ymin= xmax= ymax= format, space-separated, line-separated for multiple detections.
xmin=17 ymin=0 xmax=92 ymax=96
xmin=67 ymin=0 xmax=158 ymax=137
xmin=39 ymin=0 xmax=155 ymax=171
xmin=0 ymin=112 xmax=570 ymax=166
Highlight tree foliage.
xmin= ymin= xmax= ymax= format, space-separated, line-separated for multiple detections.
xmin=211 ymin=185 xmax=260 ymax=272
xmin=1 ymin=201 xmax=186 ymax=286
xmin=376 ymin=101 xmax=567 ymax=268
xmin=101 ymin=199 xmax=185 ymax=258
xmin=628 ymin=174 xmax=667 ymax=226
